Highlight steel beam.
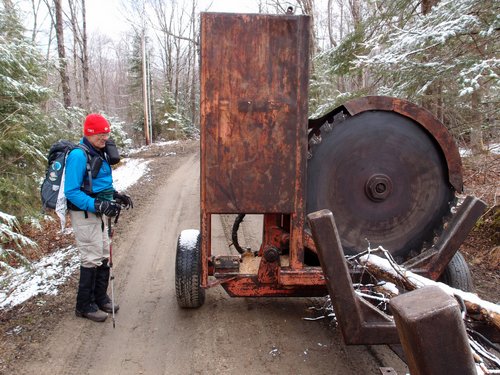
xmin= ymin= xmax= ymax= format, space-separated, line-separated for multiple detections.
xmin=391 ymin=285 xmax=476 ymax=375
xmin=307 ymin=209 xmax=399 ymax=344
xmin=403 ymin=195 xmax=487 ymax=279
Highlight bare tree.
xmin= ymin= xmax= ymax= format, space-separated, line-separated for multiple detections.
xmin=296 ymin=0 xmax=317 ymax=56
xmin=68 ymin=0 xmax=82 ymax=105
xmin=54 ymin=0 xmax=72 ymax=116
xmin=327 ymin=0 xmax=338 ymax=47
xmin=81 ymin=0 xmax=90 ymax=110
xmin=28 ymin=0 xmax=45 ymax=43
xmin=188 ymin=0 xmax=198 ymax=125
xmin=67 ymin=0 xmax=90 ymax=109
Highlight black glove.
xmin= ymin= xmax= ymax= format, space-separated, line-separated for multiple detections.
xmin=113 ymin=191 xmax=133 ymax=209
xmin=94 ymin=199 xmax=121 ymax=217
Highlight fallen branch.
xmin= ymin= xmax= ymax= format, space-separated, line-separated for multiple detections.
xmin=359 ymin=253 xmax=500 ymax=331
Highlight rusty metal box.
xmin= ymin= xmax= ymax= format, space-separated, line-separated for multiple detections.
xmin=200 ymin=13 xmax=310 ymax=213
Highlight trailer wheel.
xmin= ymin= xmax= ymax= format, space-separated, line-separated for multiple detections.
xmin=175 ymin=229 xmax=205 ymax=308
xmin=438 ymin=251 xmax=475 ymax=292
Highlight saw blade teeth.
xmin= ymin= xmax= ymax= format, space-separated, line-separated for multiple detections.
xmin=333 ymin=111 xmax=347 ymax=124
xmin=322 ymin=121 xmax=333 ymax=133
xmin=310 ymin=133 xmax=322 ymax=145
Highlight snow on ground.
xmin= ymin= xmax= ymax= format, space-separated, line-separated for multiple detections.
xmin=489 ymin=143 xmax=500 ymax=154
xmin=113 ymin=158 xmax=151 ymax=191
xmin=0 ymin=157 xmax=151 ymax=310
xmin=460 ymin=143 xmax=500 ymax=157
xmin=127 ymin=140 xmax=178 ymax=156
xmin=0 ymin=246 xmax=79 ymax=309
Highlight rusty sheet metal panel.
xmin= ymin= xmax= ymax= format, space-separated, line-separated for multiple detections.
xmin=200 ymin=13 xmax=310 ymax=213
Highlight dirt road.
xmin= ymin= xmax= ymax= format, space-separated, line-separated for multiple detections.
xmin=18 ymin=141 xmax=408 ymax=375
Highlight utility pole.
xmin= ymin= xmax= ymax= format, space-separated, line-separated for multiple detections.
xmin=142 ymin=30 xmax=151 ymax=145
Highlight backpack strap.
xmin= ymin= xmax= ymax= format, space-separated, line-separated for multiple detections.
xmin=76 ymin=144 xmax=93 ymax=193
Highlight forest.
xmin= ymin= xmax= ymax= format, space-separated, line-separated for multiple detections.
xmin=0 ymin=0 xmax=498 ymax=255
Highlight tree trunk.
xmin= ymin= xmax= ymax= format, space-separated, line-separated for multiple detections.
xmin=189 ymin=0 xmax=197 ymax=126
xmin=81 ymin=0 xmax=90 ymax=110
xmin=470 ymin=89 xmax=485 ymax=153
xmin=297 ymin=0 xmax=316 ymax=58
xmin=421 ymin=0 xmax=439 ymax=14
xmin=54 ymin=0 xmax=72 ymax=117
xmin=327 ymin=0 xmax=337 ymax=47
xmin=421 ymin=0 xmax=441 ymax=116
xmin=349 ymin=0 xmax=363 ymax=90
xmin=68 ymin=0 xmax=81 ymax=106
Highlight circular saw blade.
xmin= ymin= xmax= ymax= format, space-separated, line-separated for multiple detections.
xmin=307 ymin=110 xmax=455 ymax=261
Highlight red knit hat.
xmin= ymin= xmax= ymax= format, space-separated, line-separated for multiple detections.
xmin=83 ymin=113 xmax=111 ymax=136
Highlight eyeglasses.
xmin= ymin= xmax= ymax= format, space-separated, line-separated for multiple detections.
xmin=94 ymin=133 xmax=110 ymax=139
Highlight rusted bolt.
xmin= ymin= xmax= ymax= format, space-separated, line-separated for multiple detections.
xmin=263 ymin=247 xmax=280 ymax=263
xmin=365 ymin=174 xmax=393 ymax=202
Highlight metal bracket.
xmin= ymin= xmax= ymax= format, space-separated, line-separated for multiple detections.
xmin=307 ymin=209 xmax=400 ymax=345
xmin=403 ymin=195 xmax=487 ymax=279
xmin=213 ymin=256 xmax=240 ymax=271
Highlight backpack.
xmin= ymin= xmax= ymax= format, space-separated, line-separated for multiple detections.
xmin=40 ymin=140 xmax=92 ymax=210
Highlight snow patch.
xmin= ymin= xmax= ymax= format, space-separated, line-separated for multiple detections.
xmin=0 ymin=246 xmax=79 ymax=309
xmin=460 ymin=143 xmax=500 ymax=157
xmin=127 ymin=141 xmax=179 ymax=155
xmin=179 ymin=229 xmax=200 ymax=249
xmin=113 ymin=158 xmax=151 ymax=191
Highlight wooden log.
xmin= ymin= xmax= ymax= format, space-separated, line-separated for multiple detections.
xmin=359 ymin=253 xmax=500 ymax=331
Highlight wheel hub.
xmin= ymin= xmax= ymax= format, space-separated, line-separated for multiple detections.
xmin=365 ymin=174 xmax=392 ymax=202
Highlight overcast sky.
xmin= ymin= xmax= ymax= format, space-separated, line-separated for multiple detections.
xmin=85 ymin=0 xmax=261 ymax=39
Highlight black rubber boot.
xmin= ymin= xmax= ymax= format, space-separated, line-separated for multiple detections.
xmin=75 ymin=266 xmax=108 ymax=322
xmin=94 ymin=259 xmax=119 ymax=314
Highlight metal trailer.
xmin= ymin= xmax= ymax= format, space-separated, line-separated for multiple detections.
xmin=175 ymin=13 xmax=486 ymax=344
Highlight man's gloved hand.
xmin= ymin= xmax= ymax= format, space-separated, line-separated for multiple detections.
xmin=94 ymin=199 xmax=121 ymax=217
xmin=113 ymin=191 xmax=133 ymax=209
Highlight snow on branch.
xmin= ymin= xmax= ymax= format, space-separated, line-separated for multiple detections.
xmin=357 ymin=249 xmax=500 ymax=331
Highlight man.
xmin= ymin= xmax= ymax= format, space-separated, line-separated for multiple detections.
xmin=65 ymin=113 xmax=133 ymax=322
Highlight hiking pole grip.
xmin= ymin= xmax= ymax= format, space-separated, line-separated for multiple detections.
xmin=107 ymin=216 xmax=116 ymax=328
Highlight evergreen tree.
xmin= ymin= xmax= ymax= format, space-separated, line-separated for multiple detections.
xmin=127 ymin=33 xmax=148 ymax=144
xmin=153 ymin=90 xmax=192 ymax=141
xmin=0 ymin=3 xmax=61 ymax=217
xmin=357 ymin=0 xmax=498 ymax=143
xmin=310 ymin=0 xmax=498 ymax=146
xmin=309 ymin=0 xmax=420 ymax=117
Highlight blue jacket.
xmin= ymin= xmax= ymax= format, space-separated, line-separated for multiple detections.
xmin=64 ymin=138 xmax=114 ymax=212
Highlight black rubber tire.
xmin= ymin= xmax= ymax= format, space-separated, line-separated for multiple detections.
xmin=438 ymin=251 xmax=475 ymax=292
xmin=175 ymin=229 xmax=205 ymax=308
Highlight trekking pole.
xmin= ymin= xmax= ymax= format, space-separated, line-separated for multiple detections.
xmin=107 ymin=217 xmax=116 ymax=328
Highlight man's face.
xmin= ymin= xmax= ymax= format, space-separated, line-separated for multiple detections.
xmin=87 ymin=132 xmax=110 ymax=149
